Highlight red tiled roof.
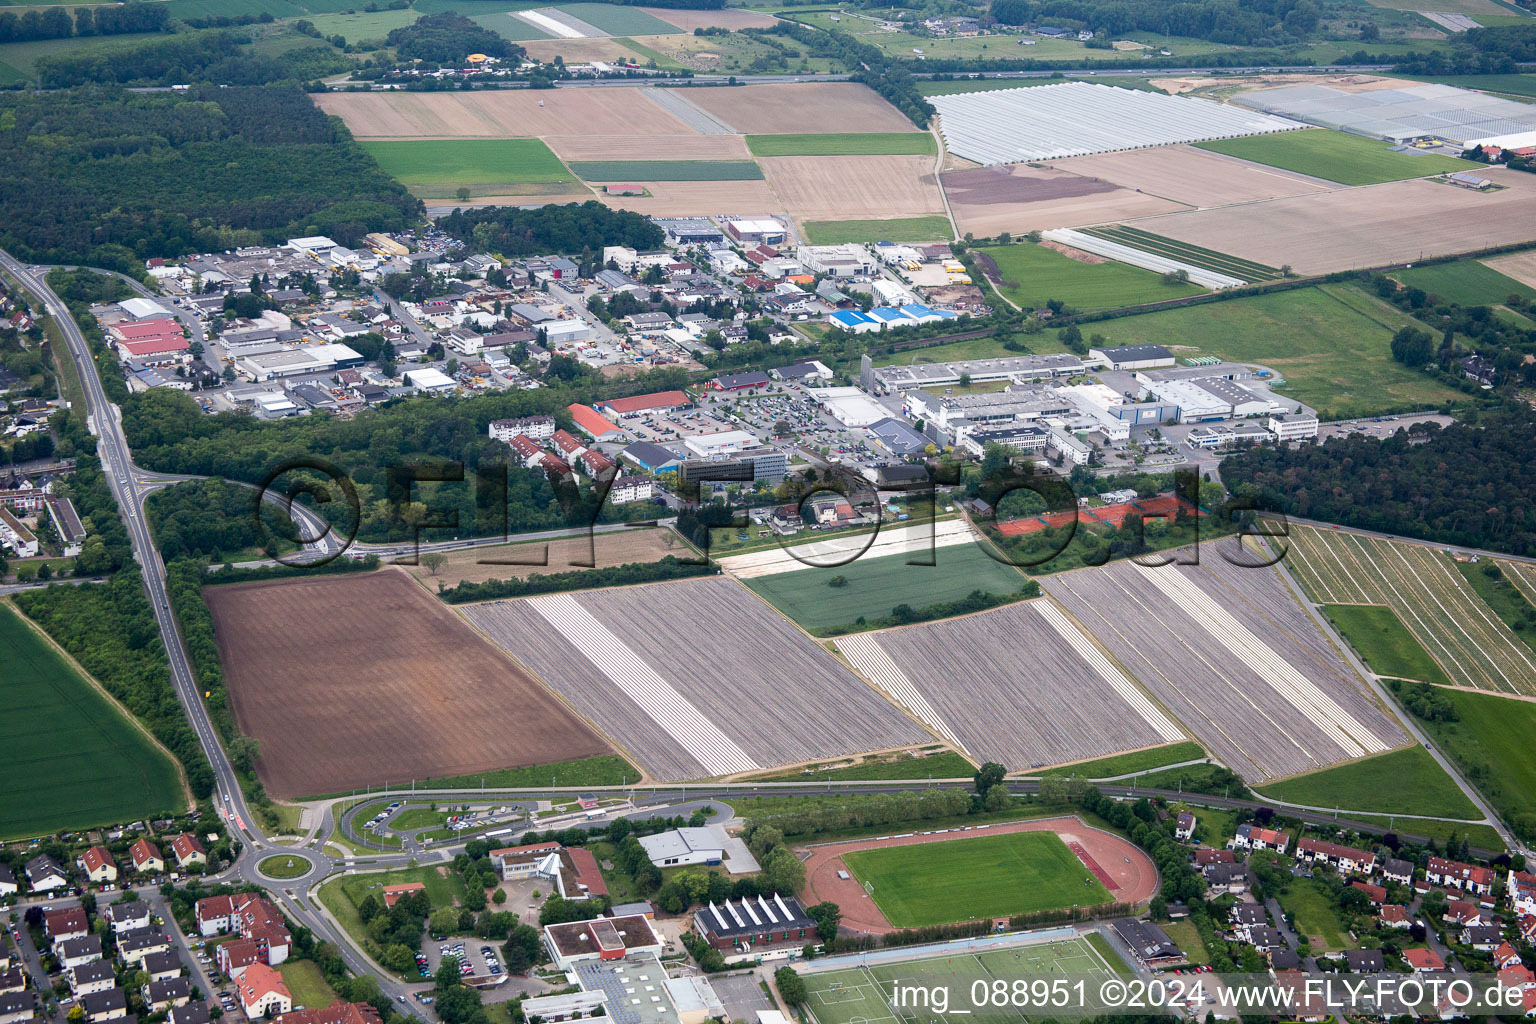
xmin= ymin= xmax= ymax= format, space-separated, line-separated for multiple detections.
xmin=171 ymin=834 xmax=204 ymax=863
xmin=237 ymin=962 xmax=288 ymax=1005
xmin=113 ymin=318 xmax=181 ymax=340
xmin=279 ymin=1002 xmax=383 ymax=1024
xmin=1405 ymin=947 xmax=1445 ymax=971
xmin=46 ymin=907 xmax=88 ymax=937
xmin=130 ymin=839 xmax=162 ymax=868
xmin=81 ymin=847 xmax=115 ymax=874
xmin=120 ymin=336 xmax=189 ymax=357
xmin=601 ymin=390 xmax=687 ymax=414
xmin=564 ymin=846 xmax=608 ymax=898
xmin=566 ymin=404 xmax=620 ymax=438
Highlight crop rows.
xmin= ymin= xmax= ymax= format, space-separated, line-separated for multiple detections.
xmin=1284 ymin=527 xmax=1536 ymax=696
xmin=1043 ymin=557 xmax=1404 ymax=781
xmin=1499 ymin=559 xmax=1536 ymax=608
xmin=1081 ymin=225 xmax=1283 ymax=282
xmin=463 ymin=577 xmax=928 ymax=781
xmin=835 ymin=601 xmax=1183 ymax=773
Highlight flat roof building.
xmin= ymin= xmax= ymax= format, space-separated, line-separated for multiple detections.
xmin=1090 ymin=344 xmax=1176 ymax=371
xmin=544 ymin=916 xmax=663 ymax=971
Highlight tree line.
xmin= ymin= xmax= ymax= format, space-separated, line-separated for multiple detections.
xmin=990 ymin=0 xmax=1320 ymax=47
xmin=0 ymin=1 xmax=167 ymax=45
xmin=437 ymin=202 xmax=665 ymax=259
xmin=439 ymin=556 xmax=706 ymax=603
xmin=31 ymin=28 xmax=352 ymax=90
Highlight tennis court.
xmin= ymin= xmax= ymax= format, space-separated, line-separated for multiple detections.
xmin=802 ymin=936 xmax=1117 ymax=1024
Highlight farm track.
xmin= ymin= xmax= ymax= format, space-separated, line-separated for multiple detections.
xmin=1283 ymin=527 xmax=1536 ymax=696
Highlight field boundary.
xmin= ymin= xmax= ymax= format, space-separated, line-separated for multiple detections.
xmin=5 ymin=597 xmax=195 ymax=812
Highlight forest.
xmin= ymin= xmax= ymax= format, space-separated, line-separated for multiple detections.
xmin=384 ymin=12 xmax=524 ymax=64
xmin=989 ymin=0 xmax=1319 ymax=46
xmin=16 ymin=571 xmax=216 ymax=799
xmin=32 ymin=28 xmax=352 ymax=89
xmin=436 ymin=203 xmax=665 ymax=258
xmin=145 ymin=478 xmax=267 ymax=562
xmin=1220 ymin=408 xmax=1536 ymax=557
xmin=0 ymin=85 xmax=418 ymax=274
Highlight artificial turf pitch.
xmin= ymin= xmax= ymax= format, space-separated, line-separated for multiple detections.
xmin=800 ymin=937 xmax=1117 ymax=1024
xmin=841 ymin=831 xmax=1114 ymax=929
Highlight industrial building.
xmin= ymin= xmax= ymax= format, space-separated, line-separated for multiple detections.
xmin=403 ymin=367 xmax=455 ymax=392
xmin=1236 ymin=82 xmax=1536 ymax=147
xmin=958 ymin=424 xmax=1050 ymax=457
xmin=932 ymin=82 xmax=1300 ymax=164
xmin=489 ymin=843 xmax=607 ymax=901
xmin=795 ymin=244 xmax=876 ymax=277
xmin=620 ymin=441 xmax=683 ymax=474
xmin=1268 ymin=412 xmax=1319 ymax=441
xmin=678 ymin=447 xmax=786 ymax=485
xmin=1142 ymin=377 xmax=1273 ymax=421
xmin=903 ymin=386 xmax=1072 ymax=430
xmin=237 ymin=344 xmax=364 ymax=382
xmin=870 ymin=354 xmax=1084 ymax=393
xmin=807 ymin=386 xmax=890 ymax=428
xmin=1090 ymin=344 xmax=1175 ymax=371
xmin=683 ymin=430 xmax=760 ymax=459
xmin=867 ymin=416 xmax=930 ymax=456
xmin=1186 ymin=422 xmax=1273 ymax=450
xmin=692 ymin=895 xmax=816 ymax=953
xmin=723 ymin=218 xmax=786 ymax=245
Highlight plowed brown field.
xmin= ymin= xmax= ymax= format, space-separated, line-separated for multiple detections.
xmin=315 ymin=89 xmax=693 ymax=139
xmin=684 ymin=83 xmax=919 ymax=134
xmin=761 ymin=155 xmax=945 ymax=221
xmin=206 ymin=571 xmax=610 ymax=798
xmin=599 ymin=179 xmax=783 ymax=216
xmin=942 ymin=164 xmax=1188 ymax=237
xmin=1052 ymin=145 xmax=1333 ymax=208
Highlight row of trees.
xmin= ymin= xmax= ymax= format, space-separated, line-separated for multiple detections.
xmin=0 ymin=1 xmax=167 ymax=45
xmin=990 ymin=0 xmax=1321 ymax=47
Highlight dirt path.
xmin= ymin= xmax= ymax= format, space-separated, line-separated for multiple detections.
xmin=800 ymin=815 xmax=1158 ymax=935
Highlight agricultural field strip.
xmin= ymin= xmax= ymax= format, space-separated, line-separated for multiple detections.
xmin=516 ymin=8 xmax=593 ymax=38
xmin=1285 ymin=527 xmax=1536 ymax=694
xmin=1044 ymin=559 xmax=1403 ymax=780
xmin=645 ymin=88 xmax=736 ymax=134
xmin=1132 ymin=563 xmax=1391 ymax=758
xmin=526 ymin=593 xmax=758 ymax=775
xmin=717 ymin=520 xmax=976 ymax=578
xmin=836 ymin=602 xmax=1183 ymax=772
xmin=1501 ymin=560 xmax=1536 ymax=607
xmin=1042 ymin=228 xmax=1244 ymax=289
xmin=1082 ymin=225 xmax=1282 ymax=280
xmin=463 ymin=577 xmax=929 ymax=781
xmin=833 ymin=633 xmax=970 ymax=754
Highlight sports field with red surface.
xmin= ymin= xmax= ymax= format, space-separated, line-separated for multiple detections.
xmin=996 ymin=494 xmax=1202 ymax=536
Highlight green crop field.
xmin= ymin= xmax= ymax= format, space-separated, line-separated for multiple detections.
xmin=1081 ymin=226 xmax=1283 ymax=282
xmin=1320 ymin=603 xmax=1451 ymax=684
xmin=804 ymin=216 xmax=953 ymax=244
xmin=1041 ymin=741 xmax=1205 ymax=779
xmin=1255 ymin=745 xmax=1480 ymax=818
xmin=1392 ymin=259 xmax=1536 ymax=305
xmin=1400 ymin=74 xmax=1536 ymax=98
xmin=0 ymin=604 xmax=184 ymax=840
xmin=1083 ymin=284 xmax=1463 ymax=417
xmin=742 ymin=541 xmax=1031 ymax=634
xmin=555 ymin=2 xmax=680 ymax=34
xmin=798 ymin=936 xmax=1119 ymax=1024
xmin=843 ymin=831 xmax=1113 ymax=928
xmin=979 ymin=242 xmax=1204 ymax=312
xmin=568 ymin=160 xmax=763 ymax=181
xmin=362 ymin=139 xmax=577 ymax=196
xmin=1193 ymin=129 xmax=1472 ymax=185
xmin=746 ymin=133 xmax=933 ymax=156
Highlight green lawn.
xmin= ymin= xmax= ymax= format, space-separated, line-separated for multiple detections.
xmin=1255 ymin=746 xmax=1479 ymax=819
xmin=1321 ymin=604 xmax=1451 ymax=684
xmin=979 ymin=242 xmax=1205 ymax=312
xmin=361 ymin=139 xmax=577 ymax=196
xmin=868 ymin=334 xmax=1013 ymax=367
xmin=278 ymin=960 xmax=339 ymax=1011
xmin=803 ymin=216 xmax=953 ymax=244
xmin=1391 ymin=259 xmax=1536 ymax=305
xmin=340 ymin=865 xmax=466 ymax=912
xmin=1041 ymin=741 xmax=1205 ymax=779
xmin=742 ymin=540 xmax=1031 ymax=634
xmin=1193 ymin=129 xmax=1472 ymax=186
xmin=755 ymin=749 xmax=975 ymax=781
xmin=0 ymin=603 xmax=184 ymax=840
xmin=1277 ymin=877 xmax=1349 ymax=951
xmin=568 ymin=160 xmax=763 ymax=181
xmin=1160 ymin=918 xmax=1209 ymax=965
xmin=258 ymin=854 xmax=311 ymax=879
xmin=390 ymin=807 xmax=449 ymax=831
xmin=746 ymin=132 xmax=933 ymax=156
xmin=1083 ymin=284 xmax=1464 ymax=418
xmin=842 ymin=830 xmax=1114 ymax=927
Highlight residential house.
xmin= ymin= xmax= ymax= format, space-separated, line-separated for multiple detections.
xmin=275 ymin=1002 xmax=384 ymax=1024
xmin=78 ymin=848 xmax=118 ymax=885
xmin=0 ymin=970 xmax=18 ymax=996
xmin=236 ymin=963 xmax=291 ymax=1020
xmin=128 ymin=840 xmax=163 ymax=875
xmin=1174 ymin=812 xmax=1196 ymax=841
xmin=1230 ymin=824 xmax=1290 ymax=854
xmin=1204 ymin=862 xmax=1249 ymax=895
xmin=1344 ymin=949 xmax=1385 ymax=973
xmin=0 ymin=863 xmax=16 ymax=896
xmin=0 ymin=992 xmax=33 ymax=1024
xmin=609 ymin=476 xmax=653 ymax=505
xmin=1351 ymin=881 xmax=1387 ymax=905
xmin=1495 ymin=942 xmax=1524 ymax=970
xmin=194 ymin=894 xmax=292 ymax=964
xmin=1294 ymin=838 xmax=1374 ymax=876
xmin=1382 ymin=857 xmax=1414 ymax=886
xmin=170 ymin=835 xmax=206 ymax=870
xmin=1428 ymin=858 xmax=1496 ymax=902
xmin=169 ymin=1003 xmax=211 ymax=1024
xmin=1510 ymin=871 xmax=1536 ymax=916
xmin=117 ymin=928 xmax=171 ymax=966
xmin=103 ymin=902 xmax=151 ymax=935
xmin=1246 ymin=925 xmax=1286 ymax=952
xmin=143 ymin=978 xmax=191 ymax=1012
xmin=1445 ymin=900 xmax=1485 ymax=927
xmin=140 ymin=951 xmax=182 ymax=984
xmin=1378 ymin=905 xmax=1411 ymax=930
xmin=1465 ymin=925 xmax=1504 ymax=950
xmin=70 ymin=962 xmax=116 ymax=997
xmin=46 ymin=907 xmax=89 ymax=945
xmin=82 ymin=988 xmax=128 ymax=1022
xmin=25 ymin=855 xmax=68 ymax=892
xmin=1194 ymin=849 xmax=1234 ymax=867
xmin=1406 ymin=947 xmax=1447 ymax=974
xmin=57 ymin=938 xmax=104 ymax=970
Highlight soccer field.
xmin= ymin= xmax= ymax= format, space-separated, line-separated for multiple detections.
xmin=842 ymin=832 xmax=1113 ymax=928
xmin=801 ymin=937 xmax=1117 ymax=1024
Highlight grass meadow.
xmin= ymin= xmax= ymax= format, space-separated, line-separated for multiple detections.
xmin=1255 ymin=745 xmax=1480 ymax=819
xmin=0 ymin=603 xmax=184 ymax=839
xmin=1392 ymin=259 xmax=1536 ymax=306
xmin=742 ymin=541 xmax=1030 ymax=634
xmin=843 ymin=830 xmax=1113 ymax=927
xmin=361 ymin=139 xmax=577 ymax=195
xmin=1193 ymin=129 xmax=1472 ymax=186
xmin=1320 ymin=603 xmax=1452 ymax=684
xmin=803 ymin=216 xmax=953 ymax=244
xmin=979 ymin=242 xmax=1204 ymax=312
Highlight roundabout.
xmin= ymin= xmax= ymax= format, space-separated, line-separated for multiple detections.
xmin=257 ymin=852 xmax=319 ymax=880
